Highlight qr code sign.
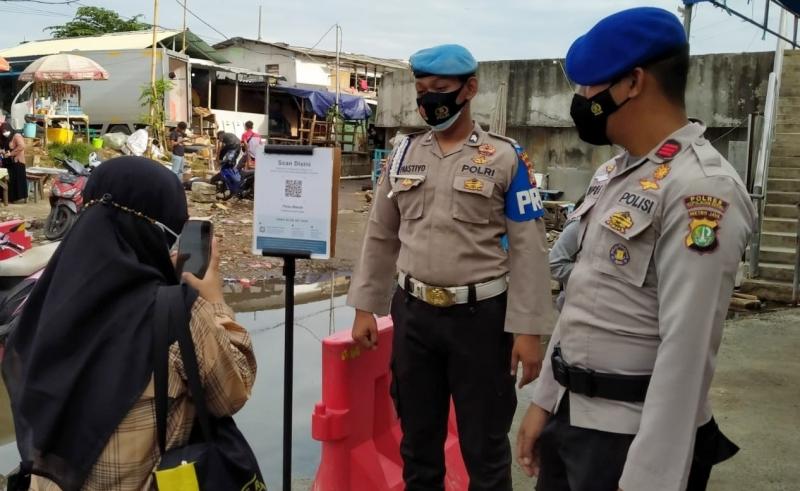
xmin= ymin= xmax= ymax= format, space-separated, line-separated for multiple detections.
xmin=284 ymin=179 xmax=303 ymax=198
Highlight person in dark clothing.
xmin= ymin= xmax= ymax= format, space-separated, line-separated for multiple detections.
xmin=0 ymin=122 xmax=28 ymax=203
xmin=216 ymin=131 xmax=240 ymax=163
xmin=169 ymin=122 xmax=188 ymax=178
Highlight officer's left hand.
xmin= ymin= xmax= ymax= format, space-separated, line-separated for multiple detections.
xmin=511 ymin=334 xmax=542 ymax=388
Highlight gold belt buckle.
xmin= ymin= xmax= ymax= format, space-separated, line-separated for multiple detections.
xmin=424 ymin=286 xmax=455 ymax=307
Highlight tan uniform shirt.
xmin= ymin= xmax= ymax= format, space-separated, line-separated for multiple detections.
xmin=531 ymin=122 xmax=756 ymax=491
xmin=347 ymin=122 xmax=554 ymax=334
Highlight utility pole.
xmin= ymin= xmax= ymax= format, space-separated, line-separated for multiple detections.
xmin=258 ymin=5 xmax=263 ymax=41
xmin=335 ymin=24 xmax=341 ymax=109
xmin=149 ymin=0 xmax=160 ymax=158
xmin=681 ymin=2 xmax=694 ymax=38
xmin=181 ymin=0 xmax=188 ymax=53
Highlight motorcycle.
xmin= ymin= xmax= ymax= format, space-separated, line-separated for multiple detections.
xmin=44 ymin=157 xmax=91 ymax=241
xmin=210 ymin=149 xmax=254 ymax=201
xmin=0 ymin=223 xmax=58 ymax=361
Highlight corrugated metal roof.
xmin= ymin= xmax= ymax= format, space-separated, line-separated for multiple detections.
xmin=0 ymin=30 xmax=229 ymax=64
xmin=189 ymin=58 xmax=282 ymax=78
xmin=0 ymin=30 xmax=179 ymax=58
xmin=213 ymin=37 xmax=408 ymax=71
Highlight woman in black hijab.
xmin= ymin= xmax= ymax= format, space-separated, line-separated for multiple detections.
xmin=0 ymin=122 xmax=29 ymax=203
xmin=2 ymin=156 xmax=257 ymax=490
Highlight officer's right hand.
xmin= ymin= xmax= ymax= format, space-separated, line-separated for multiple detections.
xmin=352 ymin=309 xmax=379 ymax=350
xmin=516 ymin=403 xmax=549 ymax=477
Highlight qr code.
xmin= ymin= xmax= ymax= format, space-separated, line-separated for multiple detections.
xmin=284 ymin=179 xmax=303 ymax=198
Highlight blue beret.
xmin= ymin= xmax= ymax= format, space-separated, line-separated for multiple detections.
xmin=566 ymin=7 xmax=688 ymax=86
xmin=410 ymin=44 xmax=478 ymax=78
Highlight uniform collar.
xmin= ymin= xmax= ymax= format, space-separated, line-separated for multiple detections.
xmin=419 ymin=121 xmax=485 ymax=147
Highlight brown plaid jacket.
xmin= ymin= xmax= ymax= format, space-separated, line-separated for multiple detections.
xmin=30 ymin=298 xmax=257 ymax=490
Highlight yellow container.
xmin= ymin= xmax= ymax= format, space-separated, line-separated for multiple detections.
xmin=46 ymin=128 xmax=74 ymax=144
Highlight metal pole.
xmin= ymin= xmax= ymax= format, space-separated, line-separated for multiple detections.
xmin=234 ymin=73 xmax=239 ymax=112
xmin=149 ymin=0 xmax=160 ymax=158
xmin=258 ymin=5 xmax=263 ymax=41
xmin=335 ymin=24 xmax=341 ymax=109
xmin=282 ymin=256 xmax=296 ymax=491
xmin=181 ymin=0 xmax=188 ymax=54
xmin=683 ymin=3 xmax=694 ymax=38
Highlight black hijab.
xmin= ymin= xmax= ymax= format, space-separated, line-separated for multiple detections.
xmin=0 ymin=122 xmax=15 ymax=151
xmin=2 ymin=156 xmax=193 ymax=490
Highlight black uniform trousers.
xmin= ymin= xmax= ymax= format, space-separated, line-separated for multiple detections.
xmin=390 ymin=288 xmax=517 ymax=491
xmin=536 ymin=395 xmax=739 ymax=491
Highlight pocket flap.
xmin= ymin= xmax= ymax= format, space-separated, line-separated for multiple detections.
xmin=600 ymin=209 xmax=653 ymax=240
xmin=452 ymin=176 xmax=494 ymax=198
xmin=391 ymin=176 xmax=425 ymax=193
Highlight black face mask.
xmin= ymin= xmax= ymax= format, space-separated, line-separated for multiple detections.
xmin=416 ymin=84 xmax=467 ymax=131
xmin=570 ymin=83 xmax=630 ymax=146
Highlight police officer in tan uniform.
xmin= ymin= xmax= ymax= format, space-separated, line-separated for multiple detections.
xmin=516 ymin=7 xmax=755 ymax=491
xmin=347 ymin=44 xmax=553 ymax=490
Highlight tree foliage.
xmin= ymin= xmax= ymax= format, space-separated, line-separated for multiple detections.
xmin=46 ymin=7 xmax=150 ymax=39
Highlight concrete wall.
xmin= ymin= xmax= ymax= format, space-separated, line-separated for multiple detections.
xmin=376 ymin=52 xmax=773 ymax=198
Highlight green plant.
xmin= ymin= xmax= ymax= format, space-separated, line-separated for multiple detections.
xmin=48 ymin=142 xmax=94 ymax=164
xmin=139 ymin=79 xmax=174 ymax=155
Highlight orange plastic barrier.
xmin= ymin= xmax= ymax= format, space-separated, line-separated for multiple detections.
xmin=311 ymin=316 xmax=469 ymax=491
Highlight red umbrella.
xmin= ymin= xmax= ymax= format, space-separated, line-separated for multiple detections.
xmin=0 ymin=57 xmax=9 ymax=73
xmin=18 ymin=53 xmax=108 ymax=82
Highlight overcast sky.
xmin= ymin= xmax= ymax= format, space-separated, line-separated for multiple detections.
xmin=0 ymin=0 xmax=791 ymax=61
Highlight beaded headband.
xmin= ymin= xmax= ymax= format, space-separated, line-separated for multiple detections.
xmin=84 ymin=193 xmax=180 ymax=241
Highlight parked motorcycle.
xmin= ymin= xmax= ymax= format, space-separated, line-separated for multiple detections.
xmin=0 ymin=223 xmax=58 ymax=361
xmin=44 ymin=157 xmax=91 ymax=240
xmin=210 ymin=149 xmax=254 ymax=201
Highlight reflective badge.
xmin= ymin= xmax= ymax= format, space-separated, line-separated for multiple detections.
xmin=683 ymin=195 xmax=729 ymax=254
xmin=464 ymin=178 xmax=484 ymax=192
xmin=640 ymin=178 xmax=659 ymax=191
xmin=472 ymin=154 xmax=489 ymax=165
xmin=606 ymin=211 xmax=633 ymax=234
xmin=479 ymin=144 xmax=496 ymax=156
xmin=609 ymin=243 xmax=630 ymax=266
xmin=655 ymin=139 xmax=681 ymax=160
xmin=653 ymin=164 xmax=671 ymax=181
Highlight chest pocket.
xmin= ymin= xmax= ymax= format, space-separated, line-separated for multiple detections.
xmin=452 ymin=175 xmax=495 ymax=224
xmin=593 ymin=208 xmax=656 ymax=287
xmin=392 ymin=177 xmax=425 ymax=220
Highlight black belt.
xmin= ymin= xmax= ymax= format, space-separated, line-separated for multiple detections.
xmin=551 ymin=345 xmax=651 ymax=403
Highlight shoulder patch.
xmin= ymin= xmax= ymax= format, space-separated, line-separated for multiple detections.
xmin=683 ymin=194 xmax=729 ymax=254
xmin=505 ymin=145 xmax=544 ymax=222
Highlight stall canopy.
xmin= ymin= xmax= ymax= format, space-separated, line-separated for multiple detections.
xmin=19 ymin=54 xmax=108 ymax=82
xmin=275 ymin=86 xmax=372 ymax=120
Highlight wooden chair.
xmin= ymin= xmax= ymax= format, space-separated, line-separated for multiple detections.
xmin=26 ymin=173 xmax=46 ymax=203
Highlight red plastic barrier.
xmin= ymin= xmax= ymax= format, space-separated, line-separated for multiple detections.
xmin=311 ymin=316 xmax=469 ymax=491
xmin=0 ymin=220 xmax=32 ymax=261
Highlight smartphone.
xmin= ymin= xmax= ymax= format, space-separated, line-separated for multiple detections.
xmin=176 ymin=220 xmax=213 ymax=279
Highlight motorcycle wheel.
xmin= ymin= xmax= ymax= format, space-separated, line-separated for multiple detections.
xmin=215 ymin=180 xmax=234 ymax=201
xmin=44 ymin=206 xmax=76 ymax=240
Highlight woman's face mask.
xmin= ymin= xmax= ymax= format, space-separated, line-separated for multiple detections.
xmin=416 ymin=84 xmax=468 ymax=132
xmin=570 ymin=81 xmax=630 ymax=146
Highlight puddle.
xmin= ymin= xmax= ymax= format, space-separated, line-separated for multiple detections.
xmin=0 ymin=296 xmax=354 ymax=490
xmin=223 ymin=275 xmax=351 ymax=313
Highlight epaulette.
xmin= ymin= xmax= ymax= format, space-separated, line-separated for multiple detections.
xmin=487 ymin=131 xmax=518 ymax=149
xmin=691 ymin=139 xmax=722 ymax=169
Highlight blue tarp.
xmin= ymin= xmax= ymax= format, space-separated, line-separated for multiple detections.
xmin=274 ymin=86 xmax=372 ymax=120
xmin=684 ymin=0 xmax=800 ymax=18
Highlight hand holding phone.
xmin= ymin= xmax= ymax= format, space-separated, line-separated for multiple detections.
xmin=175 ymin=220 xmax=213 ymax=279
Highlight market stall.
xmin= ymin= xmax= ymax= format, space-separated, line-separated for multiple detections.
xmin=18 ymin=54 xmax=108 ymax=145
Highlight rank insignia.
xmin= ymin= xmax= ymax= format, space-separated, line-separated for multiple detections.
xmin=478 ymin=144 xmax=496 ymax=156
xmin=653 ymin=164 xmax=671 ymax=181
xmin=401 ymin=178 xmax=413 ymax=187
xmin=472 ymin=154 xmax=489 ymax=165
xmin=606 ymin=211 xmax=633 ymax=234
xmin=606 ymin=163 xmax=616 ymax=174
xmin=435 ymin=105 xmax=450 ymax=120
xmin=655 ymin=139 xmax=681 ymax=160
xmin=640 ymin=179 xmax=660 ymax=191
xmin=464 ymin=178 xmax=484 ymax=192
xmin=609 ymin=243 xmax=630 ymax=266
xmin=469 ymin=132 xmax=479 ymax=144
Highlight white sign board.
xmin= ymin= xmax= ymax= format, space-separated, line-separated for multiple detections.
xmin=252 ymin=146 xmax=339 ymax=259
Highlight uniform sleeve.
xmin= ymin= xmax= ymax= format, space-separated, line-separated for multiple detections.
xmin=346 ymin=153 xmax=402 ymax=315
xmin=549 ymin=219 xmax=580 ymax=285
xmin=619 ymin=176 xmax=755 ymax=491
xmin=172 ymin=298 xmax=257 ymax=417
xmin=529 ymin=321 xmax=563 ymax=409
xmin=504 ymin=148 xmax=554 ymax=334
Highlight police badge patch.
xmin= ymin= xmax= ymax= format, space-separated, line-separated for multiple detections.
xmin=683 ymin=195 xmax=729 ymax=254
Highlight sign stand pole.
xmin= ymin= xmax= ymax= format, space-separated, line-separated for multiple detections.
xmin=262 ymin=248 xmax=311 ymax=491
